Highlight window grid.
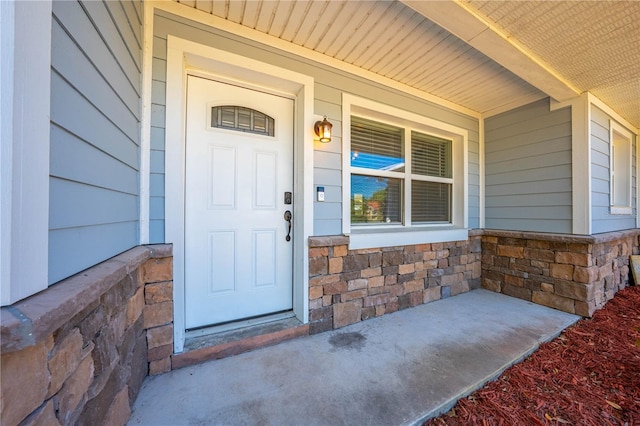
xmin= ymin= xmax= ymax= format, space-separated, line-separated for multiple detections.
xmin=350 ymin=115 xmax=453 ymax=226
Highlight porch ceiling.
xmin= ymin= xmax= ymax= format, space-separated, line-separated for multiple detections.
xmin=173 ymin=0 xmax=640 ymax=128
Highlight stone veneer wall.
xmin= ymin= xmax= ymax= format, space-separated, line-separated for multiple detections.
xmin=481 ymin=229 xmax=640 ymax=317
xmin=0 ymin=245 xmax=174 ymax=426
xmin=308 ymin=234 xmax=482 ymax=334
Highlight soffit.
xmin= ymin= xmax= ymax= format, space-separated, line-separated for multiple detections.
xmin=172 ymin=1 xmax=639 ymax=128
xmin=414 ymin=0 xmax=640 ymax=128
xmin=172 ymin=0 xmax=546 ymax=116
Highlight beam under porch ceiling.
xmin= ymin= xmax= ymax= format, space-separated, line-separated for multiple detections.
xmin=401 ymin=0 xmax=580 ymax=103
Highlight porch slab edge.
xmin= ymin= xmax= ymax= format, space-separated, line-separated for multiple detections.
xmin=407 ymin=310 xmax=580 ymax=425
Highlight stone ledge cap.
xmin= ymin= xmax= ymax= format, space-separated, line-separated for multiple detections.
xmin=591 ymin=229 xmax=640 ymax=244
xmin=483 ymin=229 xmax=597 ymax=243
xmin=483 ymin=228 xmax=640 ymax=244
xmin=148 ymin=244 xmax=173 ymax=258
xmin=308 ymin=235 xmax=350 ymax=247
xmin=0 ymin=244 xmax=171 ymax=353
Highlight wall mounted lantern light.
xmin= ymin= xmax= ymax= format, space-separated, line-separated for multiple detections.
xmin=314 ymin=116 xmax=333 ymax=143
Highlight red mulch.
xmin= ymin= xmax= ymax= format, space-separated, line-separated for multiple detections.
xmin=426 ymin=286 xmax=640 ymax=426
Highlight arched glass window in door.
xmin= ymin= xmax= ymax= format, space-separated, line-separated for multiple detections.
xmin=211 ymin=106 xmax=275 ymax=137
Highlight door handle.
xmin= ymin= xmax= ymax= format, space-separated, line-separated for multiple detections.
xmin=284 ymin=210 xmax=292 ymax=242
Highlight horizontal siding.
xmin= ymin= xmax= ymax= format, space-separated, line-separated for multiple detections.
xmin=151 ymin=12 xmax=480 ymax=239
xmin=49 ymin=178 xmax=138 ymax=230
xmin=485 ymin=98 xmax=572 ymax=233
xmin=50 ymin=124 xmax=138 ymax=195
xmin=53 ymin=1 xmax=140 ymax=116
xmin=50 ymin=71 xmax=138 ymax=168
xmin=49 ymin=0 xmax=142 ymax=284
xmin=149 ymin=35 xmax=168 ymax=243
xmin=591 ymin=106 xmax=637 ymax=233
xmin=51 ymin=20 xmax=139 ymax=142
xmin=49 ymin=222 xmax=138 ymax=284
xmin=313 ymin=85 xmax=343 ymax=235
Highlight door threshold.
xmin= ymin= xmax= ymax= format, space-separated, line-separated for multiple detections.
xmin=186 ymin=311 xmax=296 ymax=339
xmin=173 ymin=313 xmax=309 ymax=369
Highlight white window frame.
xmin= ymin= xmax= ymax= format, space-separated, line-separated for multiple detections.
xmin=609 ymin=120 xmax=633 ymax=215
xmin=342 ymin=93 xmax=468 ymax=249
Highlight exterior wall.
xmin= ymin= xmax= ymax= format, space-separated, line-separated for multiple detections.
xmin=0 ymin=245 xmax=173 ymax=426
xmin=149 ymin=10 xmax=481 ymax=242
xmin=307 ymin=234 xmax=482 ymax=334
xmin=591 ymin=105 xmax=638 ymax=233
xmin=485 ymin=98 xmax=572 ymax=233
xmin=482 ymin=229 xmax=640 ymax=317
xmin=49 ymin=0 xmax=143 ymax=284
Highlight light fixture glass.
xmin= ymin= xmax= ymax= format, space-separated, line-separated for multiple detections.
xmin=314 ymin=116 xmax=333 ymax=143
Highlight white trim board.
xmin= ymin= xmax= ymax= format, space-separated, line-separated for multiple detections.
xmin=164 ymin=36 xmax=314 ymax=353
xmin=551 ymin=94 xmax=592 ymax=235
xmin=138 ymin=1 xmax=154 ymax=245
xmin=478 ymin=117 xmax=486 ymax=228
xmin=609 ymin=120 xmax=634 ymax=216
xmin=402 ymin=0 xmax=579 ymax=103
xmin=0 ymin=1 xmax=51 ymax=305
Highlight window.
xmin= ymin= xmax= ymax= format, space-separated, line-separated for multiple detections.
xmin=610 ymin=121 xmax=633 ymax=215
xmin=211 ymin=106 xmax=274 ymax=136
xmin=342 ymin=94 xmax=468 ymax=249
xmin=350 ymin=117 xmax=404 ymax=224
xmin=349 ymin=116 xmax=453 ymax=226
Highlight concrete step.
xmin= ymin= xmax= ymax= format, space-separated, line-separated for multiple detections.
xmin=171 ymin=316 xmax=309 ymax=369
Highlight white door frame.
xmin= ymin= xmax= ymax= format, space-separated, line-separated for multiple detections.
xmin=165 ymin=36 xmax=314 ymax=353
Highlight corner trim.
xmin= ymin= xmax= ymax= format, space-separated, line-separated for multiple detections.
xmin=551 ymin=95 xmax=591 ymax=235
xmin=0 ymin=0 xmax=52 ymax=304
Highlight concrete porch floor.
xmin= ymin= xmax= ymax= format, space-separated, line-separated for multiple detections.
xmin=128 ymin=289 xmax=579 ymax=426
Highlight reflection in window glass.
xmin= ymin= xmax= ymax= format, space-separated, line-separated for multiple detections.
xmin=351 ymin=175 xmax=402 ymax=224
xmin=351 ymin=116 xmax=404 ymax=172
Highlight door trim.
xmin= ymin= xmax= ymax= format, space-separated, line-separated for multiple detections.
xmin=165 ymin=36 xmax=315 ymax=353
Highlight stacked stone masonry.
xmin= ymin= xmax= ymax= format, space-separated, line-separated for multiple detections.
xmin=0 ymin=245 xmax=173 ymax=426
xmin=481 ymin=230 xmax=640 ymax=317
xmin=2 ymin=230 xmax=637 ymax=425
xmin=307 ymin=235 xmax=482 ymax=334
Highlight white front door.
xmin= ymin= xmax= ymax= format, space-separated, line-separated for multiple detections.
xmin=184 ymin=75 xmax=294 ymax=329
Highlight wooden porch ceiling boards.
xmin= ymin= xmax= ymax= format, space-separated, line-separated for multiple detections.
xmin=174 ymin=0 xmax=639 ymax=127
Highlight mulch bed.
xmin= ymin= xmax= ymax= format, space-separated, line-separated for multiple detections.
xmin=426 ymin=286 xmax=640 ymax=426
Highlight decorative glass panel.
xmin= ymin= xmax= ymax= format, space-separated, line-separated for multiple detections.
xmin=411 ymin=181 xmax=451 ymax=223
xmin=351 ymin=116 xmax=404 ymax=172
xmin=211 ymin=106 xmax=274 ymax=136
xmin=412 ymin=132 xmax=452 ymax=178
xmin=351 ymin=175 xmax=402 ymax=224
